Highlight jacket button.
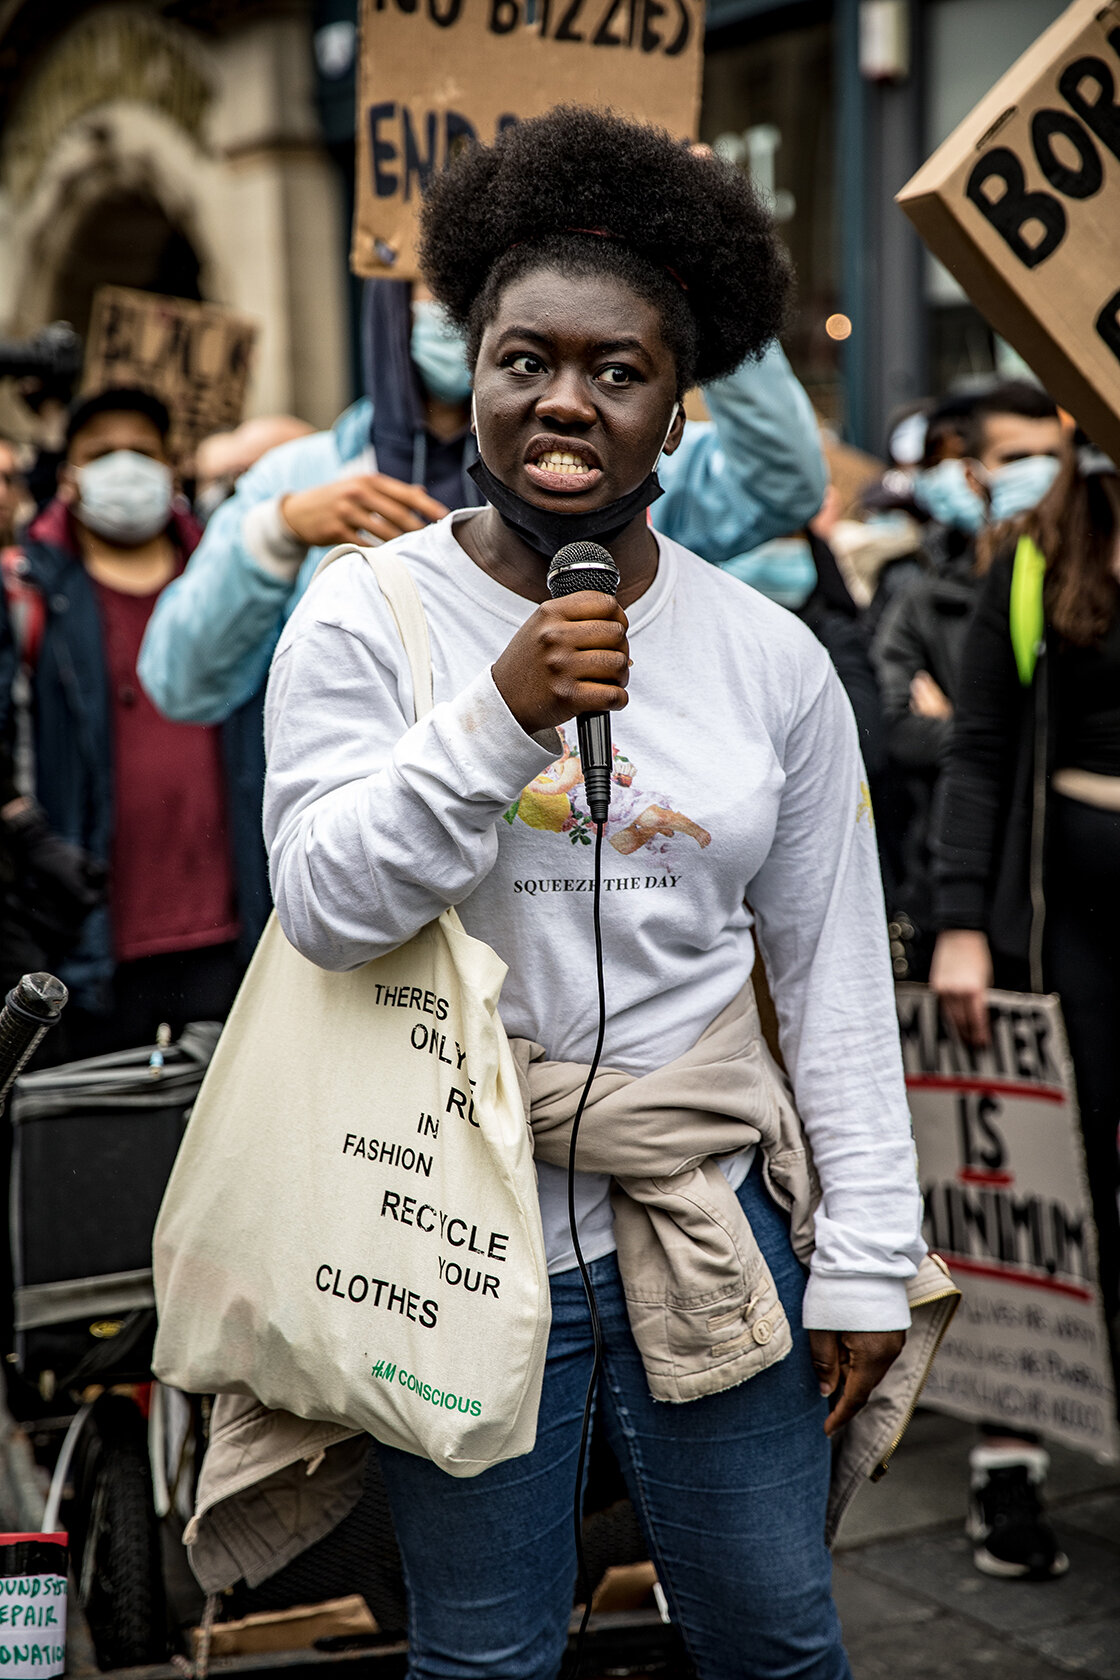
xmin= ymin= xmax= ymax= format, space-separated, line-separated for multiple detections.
xmin=752 ymin=1318 xmax=773 ymax=1346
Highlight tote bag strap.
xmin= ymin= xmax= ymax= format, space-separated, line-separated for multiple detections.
xmin=314 ymin=542 xmax=433 ymax=719
xmin=311 ymin=543 xmax=466 ymax=934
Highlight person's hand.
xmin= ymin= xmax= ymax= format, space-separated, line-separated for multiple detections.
xmin=810 ymin=1329 xmax=906 ymax=1437
xmin=809 ymin=484 xmax=842 ymax=543
xmin=910 ymin=670 xmax=953 ymax=719
xmin=2 ymin=798 xmax=107 ymax=952
xmin=930 ymin=928 xmax=993 ymax=1046
xmin=280 ymin=475 xmax=448 ymax=547
xmin=492 ymin=591 xmax=630 ymax=735
xmin=3 ymin=800 xmax=106 ymax=910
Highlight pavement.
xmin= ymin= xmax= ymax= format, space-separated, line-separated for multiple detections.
xmin=2 ymin=1394 xmax=1113 ymax=1677
xmin=832 ymin=1410 xmax=1120 ymax=1679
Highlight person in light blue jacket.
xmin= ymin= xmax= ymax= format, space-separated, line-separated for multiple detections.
xmin=140 ymin=324 xmax=825 ymax=727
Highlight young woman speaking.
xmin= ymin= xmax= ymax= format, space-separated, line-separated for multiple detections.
xmin=264 ymin=108 xmax=925 ymax=1680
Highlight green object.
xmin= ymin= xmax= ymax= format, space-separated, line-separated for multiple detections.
xmin=1010 ymin=536 xmax=1046 ymax=686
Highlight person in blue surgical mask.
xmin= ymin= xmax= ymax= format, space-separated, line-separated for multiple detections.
xmin=0 ymin=387 xmax=254 ymax=1060
xmin=410 ymin=296 xmax=475 ymax=407
xmin=723 ymin=521 xmax=887 ymax=791
xmin=722 ymin=532 xmax=818 ymax=609
xmin=912 ymin=382 xmax=1064 ymax=541
xmin=930 ymin=438 xmax=1120 ymax=1585
xmin=849 ymin=391 xmax=980 ymax=634
xmin=872 ymin=381 xmax=1063 ymax=980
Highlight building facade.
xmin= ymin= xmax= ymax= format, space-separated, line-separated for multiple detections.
xmin=0 ymin=0 xmax=351 ymax=432
xmin=702 ymin=0 xmax=1068 ymax=452
xmin=0 ymin=0 xmax=1070 ymax=453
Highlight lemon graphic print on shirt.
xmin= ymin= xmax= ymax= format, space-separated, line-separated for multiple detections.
xmin=503 ymin=729 xmax=711 ymax=863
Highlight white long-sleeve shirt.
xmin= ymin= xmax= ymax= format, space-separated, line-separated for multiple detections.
xmin=264 ymin=513 xmax=925 ymax=1330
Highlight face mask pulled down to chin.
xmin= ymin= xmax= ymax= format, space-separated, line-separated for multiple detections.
xmin=468 ymin=400 xmax=679 ymax=559
xmin=76 ymin=450 xmax=174 ymax=545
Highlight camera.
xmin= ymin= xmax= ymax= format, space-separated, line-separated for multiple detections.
xmin=0 ymin=322 xmax=83 ymax=409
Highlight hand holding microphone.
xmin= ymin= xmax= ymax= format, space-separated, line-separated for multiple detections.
xmin=492 ymin=542 xmax=626 ymax=822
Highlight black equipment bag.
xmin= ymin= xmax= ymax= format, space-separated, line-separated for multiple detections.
xmin=9 ymin=1023 xmax=220 ymax=1393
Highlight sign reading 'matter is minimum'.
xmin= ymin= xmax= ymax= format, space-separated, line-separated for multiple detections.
xmin=899 ymin=985 xmax=1119 ymax=1464
xmin=351 ymin=0 xmax=705 ymax=281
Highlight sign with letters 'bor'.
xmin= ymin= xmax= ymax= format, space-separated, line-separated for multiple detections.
xmin=83 ymin=286 xmax=258 ymax=468
xmin=898 ymin=986 xmax=1119 ymax=1463
xmin=351 ymin=0 xmax=704 ymax=280
xmin=898 ymin=0 xmax=1120 ymax=465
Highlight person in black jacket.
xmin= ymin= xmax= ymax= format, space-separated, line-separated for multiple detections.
xmin=930 ymin=440 xmax=1120 ymax=1582
xmin=874 ymin=385 xmax=1063 ymax=976
xmin=801 ymin=529 xmax=886 ymax=784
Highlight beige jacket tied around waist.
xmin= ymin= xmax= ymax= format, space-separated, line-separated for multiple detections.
xmin=515 ymin=982 xmax=817 ymax=1402
xmin=184 ymin=984 xmax=959 ymax=1593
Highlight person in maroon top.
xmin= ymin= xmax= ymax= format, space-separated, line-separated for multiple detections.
xmin=3 ymin=387 xmax=246 ymax=1059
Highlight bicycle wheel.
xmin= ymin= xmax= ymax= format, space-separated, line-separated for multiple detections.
xmin=73 ymin=1395 xmax=167 ymax=1669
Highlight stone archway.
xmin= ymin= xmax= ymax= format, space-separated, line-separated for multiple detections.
xmin=0 ymin=6 xmax=350 ymax=427
xmin=49 ymin=185 xmax=203 ymax=340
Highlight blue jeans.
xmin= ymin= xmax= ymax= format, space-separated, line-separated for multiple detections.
xmin=376 ymin=1162 xmax=851 ymax=1680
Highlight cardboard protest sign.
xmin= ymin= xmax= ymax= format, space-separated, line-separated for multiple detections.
xmin=0 ymin=1534 xmax=66 ymax=1679
xmin=352 ymin=0 xmax=705 ymax=280
xmin=897 ymin=0 xmax=1120 ymax=465
xmin=898 ymin=985 xmax=1119 ymax=1463
xmin=83 ymin=287 xmax=258 ymax=467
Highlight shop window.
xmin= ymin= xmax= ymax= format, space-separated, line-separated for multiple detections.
xmin=702 ymin=6 xmax=838 ymax=419
xmin=924 ymin=0 xmax=1067 ymax=393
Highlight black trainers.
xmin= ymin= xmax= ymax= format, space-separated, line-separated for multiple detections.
xmin=966 ymin=1446 xmax=1069 ymax=1580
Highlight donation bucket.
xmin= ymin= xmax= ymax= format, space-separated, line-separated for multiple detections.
xmin=0 ymin=1535 xmax=66 ymax=1678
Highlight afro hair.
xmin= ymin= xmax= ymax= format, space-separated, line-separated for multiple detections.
xmin=418 ymin=106 xmax=791 ymax=391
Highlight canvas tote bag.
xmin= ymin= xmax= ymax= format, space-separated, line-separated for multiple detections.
xmin=153 ymin=544 xmax=551 ymax=1475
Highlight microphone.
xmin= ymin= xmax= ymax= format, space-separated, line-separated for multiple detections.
xmin=546 ymin=542 xmax=621 ymax=826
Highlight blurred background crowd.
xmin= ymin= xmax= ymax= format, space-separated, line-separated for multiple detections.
xmin=0 ymin=0 xmax=1114 ymax=1336
xmin=0 ymin=0 xmax=1117 ymax=1658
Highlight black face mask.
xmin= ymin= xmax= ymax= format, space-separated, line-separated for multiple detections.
xmin=467 ymin=454 xmax=664 ymax=559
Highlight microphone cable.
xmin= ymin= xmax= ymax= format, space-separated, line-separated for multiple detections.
xmin=563 ymin=816 xmax=608 ymax=1679
xmin=542 ymin=542 xmax=622 ymax=1674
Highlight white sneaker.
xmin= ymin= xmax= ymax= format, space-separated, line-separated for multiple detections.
xmin=966 ymin=1446 xmax=1069 ymax=1581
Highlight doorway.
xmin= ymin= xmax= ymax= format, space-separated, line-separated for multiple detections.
xmin=51 ymin=187 xmax=203 ymax=339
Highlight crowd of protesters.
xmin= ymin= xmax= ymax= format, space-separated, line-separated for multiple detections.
xmin=0 ymin=280 xmax=1117 ymax=1592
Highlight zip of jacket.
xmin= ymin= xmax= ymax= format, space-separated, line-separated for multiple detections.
xmin=1028 ymin=644 xmax=1049 ymax=995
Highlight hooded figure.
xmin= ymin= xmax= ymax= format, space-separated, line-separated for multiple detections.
xmin=363 ymin=280 xmax=482 ymax=510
